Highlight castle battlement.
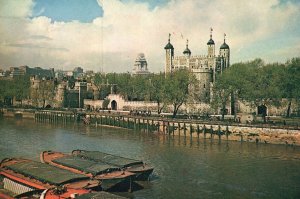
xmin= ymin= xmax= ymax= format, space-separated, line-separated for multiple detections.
xmin=190 ymin=55 xmax=207 ymax=59
xmin=164 ymin=30 xmax=230 ymax=103
xmin=174 ymin=54 xmax=208 ymax=60
xmin=191 ymin=68 xmax=212 ymax=73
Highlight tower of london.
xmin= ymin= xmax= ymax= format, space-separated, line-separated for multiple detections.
xmin=164 ymin=29 xmax=230 ymax=102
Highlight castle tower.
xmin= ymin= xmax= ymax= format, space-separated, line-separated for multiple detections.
xmin=183 ymin=39 xmax=191 ymax=58
xmin=220 ymin=33 xmax=230 ymax=69
xmin=207 ymin=28 xmax=215 ymax=59
xmin=56 ymin=83 xmax=66 ymax=107
xmin=164 ymin=33 xmax=174 ymax=74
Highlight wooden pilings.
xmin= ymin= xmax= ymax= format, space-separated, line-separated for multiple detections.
xmin=34 ymin=111 xmax=233 ymax=142
xmin=35 ymin=111 xmax=76 ymax=124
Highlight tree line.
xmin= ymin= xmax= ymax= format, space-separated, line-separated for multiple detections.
xmin=1 ymin=57 xmax=299 ymax=118
xmin=213 ymin=57 xmax=300 ymax=118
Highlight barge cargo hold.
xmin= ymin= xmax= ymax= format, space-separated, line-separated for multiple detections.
xmin=72 ymin=149 xmax=154 ymax=181
xmin=0 ymin=158 xmax=100 ymax=198
xmin=41 ymin=151 xmax=135 ymax=191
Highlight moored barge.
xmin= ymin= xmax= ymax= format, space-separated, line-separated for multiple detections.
xmin=72 ymin=150 xmax=154 ymax=181
xmin=41 ymin=151 xmax=135 ymax=191
xmin=0 ymin=158 xmax=100 ymax=198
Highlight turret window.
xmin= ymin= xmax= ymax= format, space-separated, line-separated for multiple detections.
xmin=203 ymin=84 xmax=206 ymax=88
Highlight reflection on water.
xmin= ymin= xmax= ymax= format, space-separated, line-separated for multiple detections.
xmin=0 ymin=118 xmax=299 ymax=199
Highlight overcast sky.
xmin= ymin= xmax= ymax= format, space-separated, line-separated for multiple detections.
xmin=0 ymin=0 xmax=299 ymax=72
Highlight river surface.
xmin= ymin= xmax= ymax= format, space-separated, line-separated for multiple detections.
xmin=0 ymin=118 xmax=299 ymax=199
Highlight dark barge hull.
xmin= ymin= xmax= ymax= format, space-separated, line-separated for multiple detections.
xmin=41 ymin=151 xmax=135 ymax=191
xmin=72 ymin=149 xmax=154 ymax=181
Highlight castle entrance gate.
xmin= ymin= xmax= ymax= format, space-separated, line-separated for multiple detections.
xmin=111 ymin=100 xmax=117 ymax=110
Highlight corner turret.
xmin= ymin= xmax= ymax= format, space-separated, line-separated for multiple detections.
xmin=219 ymin=33 xmax=230 ymax=68
xmin=165 ymin=33 xmax=174 ymax=74
xmin=207 ymin=28 xmax=215 ymax=58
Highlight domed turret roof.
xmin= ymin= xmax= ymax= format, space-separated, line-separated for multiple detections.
xmin=220 ymin=42 xmax=229 ymax=49
xmin=164 ymin=33 xmax=174 ymax=50
xmin=207 ymin=28 xmax=215 ymax=45
xmin=183 ymin=39 xmax=191 ymax=55
xmin=183 ymin=48 xmax=191 ymax=54
xmin=164 ymin=42 xmax=174 ymax=50
xmin=207 ymin=38 xmax=215 ymax=45
xmin=220 ymin=33 xmax=229 ymax=49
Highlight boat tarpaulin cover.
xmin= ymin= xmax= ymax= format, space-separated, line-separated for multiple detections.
xmin=5 ymin=161 xmax=89 ymax=186
xmin=76 ymin=191 xmax=127 ymax=199
xmin=76 ymin=151 xmax=143 ymax=168
xmin=52 ymin=156 xmax=119 ymax=176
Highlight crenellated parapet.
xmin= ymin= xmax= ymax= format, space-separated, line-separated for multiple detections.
xmin=164 ymin=28 xmax=230 ymax=103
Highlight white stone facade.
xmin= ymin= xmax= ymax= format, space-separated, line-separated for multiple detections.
xmin=164 ymin=31 xmax=230 ymax=102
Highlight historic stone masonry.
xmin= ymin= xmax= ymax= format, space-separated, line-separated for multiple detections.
xmin=164 ymin=29 xmax=230 ymax=102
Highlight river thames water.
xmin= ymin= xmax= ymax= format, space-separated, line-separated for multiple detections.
xmin=0 ymin=117 xmax=299 ymax=199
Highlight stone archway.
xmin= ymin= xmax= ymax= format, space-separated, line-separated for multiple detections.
xmin=111 ymin=100 xmax=117 ymax=110
xmin=258 ymin=105 xmax=267 ymax=116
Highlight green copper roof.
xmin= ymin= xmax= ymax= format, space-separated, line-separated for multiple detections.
xmin=5 ymin=161 xmax=88 ymax=186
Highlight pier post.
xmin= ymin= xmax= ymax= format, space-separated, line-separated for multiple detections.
xmin=172 ymin=122 xmax=175 ymax=136
xmin=226 ymin=125 xmax=229 ymax=140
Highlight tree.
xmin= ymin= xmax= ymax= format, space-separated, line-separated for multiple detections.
xmin=281 ymin=58 xmax=300 ymax=117
xmin=212 ymin=83 xmax=234 ymax=120
xmin=0 ymin=79 xmax=9 ymax=107
xmin=149 ymin=73 xmax=166 ymax=114
xmin=12 ymin=76 xmax=30 ymax=106
xmin=213 ymin=59 xmax=273 ymax=120
xmin=164 ymin=69 xmax=195 ymax=118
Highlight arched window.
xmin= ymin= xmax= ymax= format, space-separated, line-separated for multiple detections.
xmin=203 ymin=84 xmax=206 ymax=88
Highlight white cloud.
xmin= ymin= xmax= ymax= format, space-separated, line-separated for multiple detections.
xmin=0 ymin=0 xmax=299 ymax=72
xmin=0 ymin=0 xmax=33 ymax=18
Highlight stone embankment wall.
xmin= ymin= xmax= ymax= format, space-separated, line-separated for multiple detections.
xmin=1 ymin=109 xmax=299 ymax=146
xmin=84 ymin=114 xmax=300 ymax=146
xmin=167 ymin=123 xmax=300 ymax=146
xmin=2 ymin=108 xmax=35 ymax=119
